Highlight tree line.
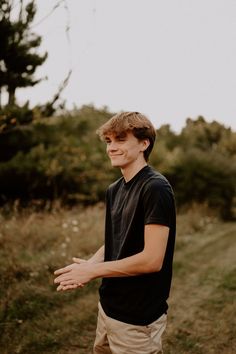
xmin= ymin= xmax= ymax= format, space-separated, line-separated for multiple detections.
xmin=0 ymin=105 xmax=235 ymax=220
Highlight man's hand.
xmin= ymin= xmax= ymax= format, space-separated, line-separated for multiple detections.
xmin=54 ymin=245 xmax=105 ymax=292
xmin=54 ymin=259 xmax=94 ymax=292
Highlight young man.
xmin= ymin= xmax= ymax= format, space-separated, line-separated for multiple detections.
xmin=54 ymin=112 xmax=176 ymax=354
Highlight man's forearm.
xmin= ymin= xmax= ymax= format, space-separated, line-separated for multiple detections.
xmin=89 ymin=225 xmax=168 ymax=279
xmin=88 ymin=245 xmax=104 ymax=263
xmin=55 ymin=250 xmax=154 ymax=290
xmin=89 ymin=250 xmax=160 ymax=280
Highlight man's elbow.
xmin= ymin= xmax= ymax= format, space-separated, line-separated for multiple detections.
xmin=143 ymin=258 xmax=164 ymax=273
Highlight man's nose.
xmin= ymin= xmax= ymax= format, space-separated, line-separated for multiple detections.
xmin=107 ymin=141 xmax=118 ymax=151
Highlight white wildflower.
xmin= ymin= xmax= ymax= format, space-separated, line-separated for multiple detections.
xmin=30 ymin=271 xmax=39 ymax=277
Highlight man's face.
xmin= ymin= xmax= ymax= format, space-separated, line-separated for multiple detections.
xmin=104 ymin=131 xmax=148 ymax=169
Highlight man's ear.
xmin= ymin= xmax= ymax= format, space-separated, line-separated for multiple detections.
xmin=141 ymin=139 xmax=150 ymax=151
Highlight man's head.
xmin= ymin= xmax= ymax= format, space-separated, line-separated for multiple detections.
xmin=96 ymin=112 xmax=156 ymax=161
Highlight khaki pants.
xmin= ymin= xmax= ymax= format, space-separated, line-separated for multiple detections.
xmin=93 ymin=302 xmax=167 ymax=354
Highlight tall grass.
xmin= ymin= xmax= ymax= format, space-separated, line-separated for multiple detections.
xmin=0 ymin=203 xmax=235 ymax=353
xmin=0 ymin=204 xmax=104 ymax=353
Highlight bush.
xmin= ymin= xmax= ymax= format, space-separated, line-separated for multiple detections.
xmin=0 ymin=105 xmax=119 ymax=206
xmin=0 ymin=103 xmax=34 ymax=133
xmin=165 ymin=149 xmax=236 ymax=220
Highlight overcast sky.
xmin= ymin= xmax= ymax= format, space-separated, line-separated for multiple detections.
xmin=16 ymin=0 xmax=236 ymax=132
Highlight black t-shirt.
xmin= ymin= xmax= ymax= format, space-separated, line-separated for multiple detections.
xmin=99 ymin=165 xmax=176 ymax=325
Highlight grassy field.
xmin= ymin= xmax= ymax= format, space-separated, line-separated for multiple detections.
xmin=0 ymin=204 xmax=235 ymax=354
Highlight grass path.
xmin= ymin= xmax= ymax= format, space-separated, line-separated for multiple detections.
xmin=164 ymin=222 xmax=236 ymax=354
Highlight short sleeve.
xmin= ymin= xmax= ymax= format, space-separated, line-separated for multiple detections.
xmin=142 ymin=178 xmax=175 ymax=227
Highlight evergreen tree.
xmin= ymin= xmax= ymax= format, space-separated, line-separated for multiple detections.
xmin=0 ymin=0 xmax=47 ymax=106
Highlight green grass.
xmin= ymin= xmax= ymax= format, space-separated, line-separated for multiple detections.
xmin=0 ymin=204 xmax=235 ymax=353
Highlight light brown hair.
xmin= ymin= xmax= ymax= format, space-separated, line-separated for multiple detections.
xmin=96 ymin=111 xmax=156 ymax=161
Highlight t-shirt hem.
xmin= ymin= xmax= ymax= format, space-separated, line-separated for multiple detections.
xmin=100 ymin=300 xmax=168 ymax=326
xmin=145 ymin=218 xmax=170 ymax=227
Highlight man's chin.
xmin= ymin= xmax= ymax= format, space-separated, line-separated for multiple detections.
xmin=110 ymin=162 xmax=121 ymax=168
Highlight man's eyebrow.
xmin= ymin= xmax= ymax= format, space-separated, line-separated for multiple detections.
xmin=115 ymin=132 xmax=127 ymax=139
xmin=103 ymin=132 xmax=127 ymax=140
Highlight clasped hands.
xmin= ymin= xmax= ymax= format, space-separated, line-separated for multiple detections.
xmin=54 ymin=258 xmax=93 ymax=291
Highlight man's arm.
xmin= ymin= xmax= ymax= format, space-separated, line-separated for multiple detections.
xmin=54 ymin=225 xmax=169 ymax=290
xmin=87 ymin=245 xmax=105 ymax=263
xmin=73 ymin=245 xmax=105 ymax=265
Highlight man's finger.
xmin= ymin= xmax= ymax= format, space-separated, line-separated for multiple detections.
xmin=54 ymin=274 xmax=73 ymax=283
xmin=60 ymin=279 xmax=79 ymax=286
xmin=61 ymin=284 xmax=78 ymax=291
xmin=56 ymin=284 xmax=64 ymax=291
xmin=57 ymin=283 xmax=83 ymax=291
xmin=54 ymin=264 xmax=72 ymax=275
xmin=73 ymin=257 xmax=87 ymax=264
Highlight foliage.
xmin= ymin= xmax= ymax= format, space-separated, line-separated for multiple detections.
xmin=0 ymin=1 xmax=71 ymax=132
xmin=0 ymin=109 xmax=235 ymax=218
xmin=166 ymin=149 xmax=235 ymax=219
xmin=0 ymin=0 xmax=47 ymax=105
xmin=152 ymin=117 xmax=236 ymax=219
xmin=0 ymin=101 xmax=35 ymax=132
xmin=0 ymin=105 xmax=119 ymax=206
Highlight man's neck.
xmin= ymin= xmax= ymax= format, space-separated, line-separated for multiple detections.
xmin=121 ymin=161 xmax=147 ymax=182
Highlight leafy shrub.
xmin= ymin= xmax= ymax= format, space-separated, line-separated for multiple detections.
xmin=166 ymin=149 xmax=236 ymax=219
xmin=0 ymin=105 xmax=119 ymax=206
xmin=0 ymin=109 xmax=235 ymax=218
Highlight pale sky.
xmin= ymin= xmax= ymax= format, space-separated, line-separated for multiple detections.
xmin=16 ymin=0 xmax=236 ymax=132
